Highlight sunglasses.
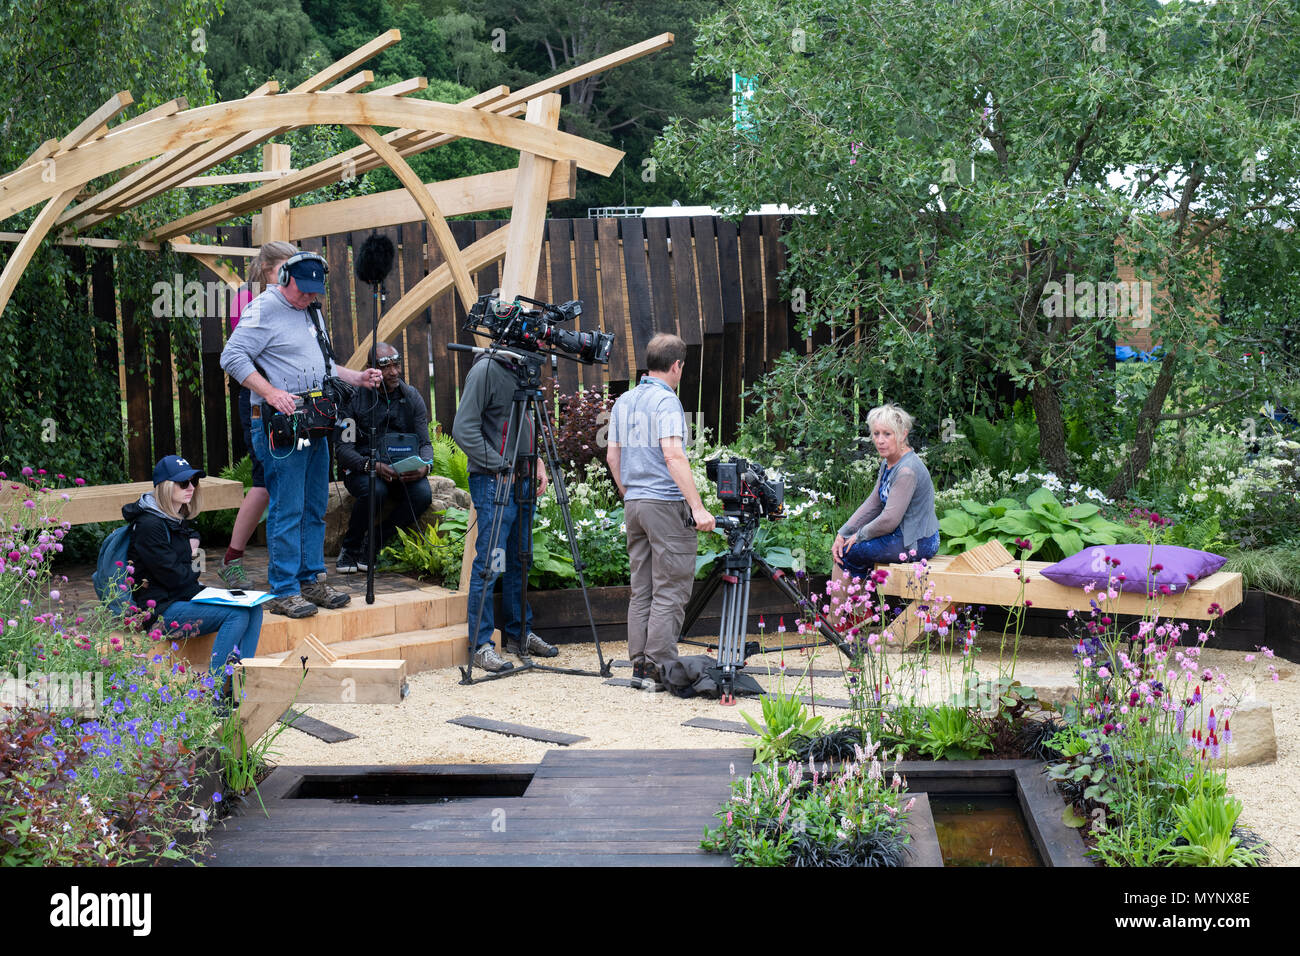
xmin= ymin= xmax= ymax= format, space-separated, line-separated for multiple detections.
xmin=176 ymin=477 xmax=200 ymax=489
xmin=376 ymin=354 xmax=402 ymax=368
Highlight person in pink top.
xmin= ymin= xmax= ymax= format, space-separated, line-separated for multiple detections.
xmin=219 ymin=240 xmax=298 ymax=588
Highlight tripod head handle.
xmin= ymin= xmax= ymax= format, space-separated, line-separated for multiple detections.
xmin=686 ymin=514 xmax=738 ymax=531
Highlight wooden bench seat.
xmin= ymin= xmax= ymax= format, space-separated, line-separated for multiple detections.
xmin=874 ymin=539 xmax=1243 ymax=646
xmin=1 ymin=476 xmax=245 ymax=525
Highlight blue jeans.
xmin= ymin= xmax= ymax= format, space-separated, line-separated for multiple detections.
xmin=160 ymin=601 xmax=263 ymax=678
xmin=251 ymin=421 xmax=328 ymax=596
xmin=467 ymin=473 xmax=533 ymax=651
xmin=840 ymin=530 xmax=941 ymax=576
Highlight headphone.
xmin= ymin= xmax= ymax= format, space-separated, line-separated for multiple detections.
xmin=278 ymin=251 xmax=330 ymax=286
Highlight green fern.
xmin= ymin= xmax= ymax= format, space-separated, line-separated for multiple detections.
xmin=428 ymin=430 xmax=469 ymax=491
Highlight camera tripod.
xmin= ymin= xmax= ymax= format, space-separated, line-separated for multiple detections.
xmin=448 ymin=343 xmax=611 ymax=685
xmin=678 ymin=513 xmax=856 ymax=704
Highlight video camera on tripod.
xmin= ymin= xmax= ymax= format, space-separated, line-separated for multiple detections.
xmin=706 ymin=455 xmax=785 ymax=525
xmin=466 ymin=292 xmax=613 ymax=365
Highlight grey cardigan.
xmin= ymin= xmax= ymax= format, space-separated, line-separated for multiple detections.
xmin=837 ymin=450 xmax=940 ymax=549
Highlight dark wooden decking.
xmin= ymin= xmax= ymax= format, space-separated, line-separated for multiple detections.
xmin=205 ymin=748 xmax=753 ymax=866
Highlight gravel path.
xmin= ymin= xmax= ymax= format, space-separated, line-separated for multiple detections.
xmin=266 ymin=634 xmax=1297 ymax=866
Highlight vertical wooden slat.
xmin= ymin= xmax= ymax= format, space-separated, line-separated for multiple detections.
xmin=91 ymin=252 xmax=127 ymax=477
xmin=692 ymin=216 xmax=725 ymax=439
xmin=644 ymin=217 xmax=676 ymax=336
xmin=546 ymin=219 xmax=579 ymax=395
xmin=596 ymin=218 xmax=630 ymax=384
xmin=571 ymin=218 xmax=602 ymax=391
xmin=462 ymin=220 xmax=495 ymax=390
xmin=399 ymin=221 xmax=431 ymax=415
xmin=716 ymin=219 xmax=744 ymax=444
xmin=667 ymin=216 xmax=702 ymax=416
xmin=148 ymin=312 xmax=176 ymax=459
xmin=739 ymin=215 xmax=766 ymax=418
xmin=621 ymin=218 xmax=654 ymax=376
xmin=426 ymin=225 xmax=459 ymax=433
xmin=323 ymin=232 xmax=355 ymax=371
xmin=762 ymin=215 xmax=790 ymax=365
xmin=119 ymin=284 xmax=153 ymax=480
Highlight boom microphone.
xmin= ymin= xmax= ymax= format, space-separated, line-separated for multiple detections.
xmin=355 ymin=232 xmax=395 ymax=286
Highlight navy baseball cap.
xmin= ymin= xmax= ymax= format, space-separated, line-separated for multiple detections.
xmin=153 ymin=455 xmax=206 ymax=485
xmin=285 ymin=255 xmax=327 ymax=294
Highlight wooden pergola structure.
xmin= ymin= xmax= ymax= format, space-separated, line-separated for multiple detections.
xmin=0 ymin=29 xmax=673 ymax=368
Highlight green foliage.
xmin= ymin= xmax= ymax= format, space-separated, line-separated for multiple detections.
xmin=1169 ymin=793 xmax=1263 ymax=868
xmin=741 ymin=690 xmax=825 ymax=765
xmin=427 ymin=430 xmax=469 ymax=491
xmin=382 ymin=508 xmax=464 ymax=589
xmin=1221 ymin=545 xmax=1300 ymax=598
xmin=963 ymin=404 xmax=1041 ymax=475
xmin=194 ymin=455 xmax=257 ymax=543
xmin=914 ymin=705 xmax=991 ymax=761
xmin=938 ymin=488 xmax=1137 ymax=561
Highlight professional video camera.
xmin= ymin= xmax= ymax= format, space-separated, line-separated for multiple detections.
xmin=706 ymin=455 xmax=785 ymax=520
xmin=465 ymin=292 xmax=613 ymax=365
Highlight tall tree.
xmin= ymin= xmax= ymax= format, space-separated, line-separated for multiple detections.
xmin=656 ymin=0 xmax=1300 ymax=496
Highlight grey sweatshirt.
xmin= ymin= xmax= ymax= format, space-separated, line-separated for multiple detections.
xmin=452 ymin=355 xmax=534 ymax=474
xmin=220 ymin=287 xmax=329 ymax=403
xmin=838 ymin=450 xmax=940 ymax=548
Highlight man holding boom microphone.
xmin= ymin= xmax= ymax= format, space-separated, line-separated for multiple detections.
xmin=220 ymin=250 xmax=383 ymax=618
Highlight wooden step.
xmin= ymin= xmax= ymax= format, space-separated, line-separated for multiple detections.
xmin=256 ymin=587 xmax=468 ymax=656
xmin=265 ymin=624 xmax=478 ymax=674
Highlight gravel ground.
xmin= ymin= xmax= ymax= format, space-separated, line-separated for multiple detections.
xmin=267 ymin=633 xmax=1297 ymax=866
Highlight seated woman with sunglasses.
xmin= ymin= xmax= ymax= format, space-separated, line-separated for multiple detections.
xmin=121 ymin=455 xmax=262 ymax=681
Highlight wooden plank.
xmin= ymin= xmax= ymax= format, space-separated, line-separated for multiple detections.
xmin=287 ymin=163 xmax=575 ymax=240
xmin=621 ymin=218 xmax=654 ymax=375
xmin=947 ymin=539 xmax=1014 ymax=574
xmin=324 ymin=70 xmax=375 ymax=94
xmin=57 ymin=91 xmax=134 ymax=152
xmin=324 ymin=233 xmax=356 ymax=371
xmin=237 ymin=656 xmax=406 ymax=705
xmin=120 ymin=290 xmax=153 ymax=479
xmin=201 ymin=310 xmax=231 ymax=474
xmin=666 ymin=217 xmax=702 ymax=414
xmin=570 ymin=218 xmax=602 ymax=390
xmin=348 ymin=123 xmax=477 ymax=312
xmin=546 ymin=219 xmax=579 ymax=395
xmin=90 ymin=252 xmax=125 ymax=476
xmin=463 ymin=220 xmax=498 ymax=390
xmin=644 ymin=217 xmax=676 ymax=336
xmin=762 ymin=215 xmax=790 ymax=365
xmin=716 ymin=219 xmax=744 ymax=444
xmin=0 ymin=187 xmax=79 ymax=318
xmin=596 ymin=219 xmax=630 ymax=382
xmin=681 ymin=716 xmax=757 ymax=736
xmin=399 ymin=222 xmax=431 ymax=411
xmin=176 ymin=328 xmax=205 ymax=469
xmin=259 ymin=143 xmax=292 ymax=243
xmin=425 ymin=225 xmax=458 ymax=432
xmin=0 ymin=477 xmax=247 ymax=525
xmin=179 ymin=170 xmax=298 ymax=187
xmin=281 ymin=709 xmax=358 ymax=743
xmin=692 ymin=216 xmax=724 ymax=437
xmin=739 ymin=215 xmax=766 ymax=417
xmin=499 ymin=94 xmax=562 ymax=302
xmin=447 ymin=716 xmax=589 ymax=746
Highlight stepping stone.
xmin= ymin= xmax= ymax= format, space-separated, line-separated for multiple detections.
xmin=448 ymin=715 xmax=589 ymax=746
xmin=682 ymin=717 xmax=757 ymax=736
xmin=604 ymin=677 xmax=665 ymax=693
xmin=1223 ymin=700 xmax=1276 ymax=767
xmin=280 ymin=708 xmax=357 ymax=743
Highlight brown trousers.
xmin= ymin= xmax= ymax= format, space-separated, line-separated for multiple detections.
xmin=625 ymin=498 xmax=697 ymax=669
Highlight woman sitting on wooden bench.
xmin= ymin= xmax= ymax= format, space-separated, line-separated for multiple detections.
xmin=832 ymin=403 xmax=941 ymax=577
xmin=122 ymin=455 xmax=262 ymax=682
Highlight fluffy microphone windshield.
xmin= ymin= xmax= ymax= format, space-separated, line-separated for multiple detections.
xmin=355 ymin=232 xmax=396 ymax=285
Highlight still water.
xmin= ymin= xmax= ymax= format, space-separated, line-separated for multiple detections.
xmin=929 ymin=794 xmax=1042 ymax=867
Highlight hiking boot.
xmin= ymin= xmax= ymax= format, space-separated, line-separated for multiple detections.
xmin=266 ymin=593 xmax=318 ymax=618
xmin=218 ymin=557 xmax=248 ymax=589
xmin=473 ymin=644 xmax=514 ymax=673
xmin=505 ymin=631 xmax=559 ymax=658
xmin=336 ymin=548 xmax=368 ymax=574
xmin=631 ymin=661 xmax=664 ymax=691
xmin=300 ymin=580 xmax=351 ymax=609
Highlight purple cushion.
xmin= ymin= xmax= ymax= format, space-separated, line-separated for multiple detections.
xmin=1039 ymin=544 xmax=1226 ymax=595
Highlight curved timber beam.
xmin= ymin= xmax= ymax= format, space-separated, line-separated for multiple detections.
xmin=347 ymin=123 xmax=477 ymax=312
xmin=0 ymin=93 xmax=624 ymax=222
xmin=344 ymin=224 xmax=511 ymax=369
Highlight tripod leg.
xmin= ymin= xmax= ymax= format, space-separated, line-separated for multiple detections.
xmin=751 ymin=556 xmax=859 ymax=662
xmin=678 ymin=564 xmax=726 ymax=643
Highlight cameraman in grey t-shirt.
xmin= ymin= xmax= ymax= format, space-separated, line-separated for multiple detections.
xmin=607 ymin=333 xmax=714 ymax=690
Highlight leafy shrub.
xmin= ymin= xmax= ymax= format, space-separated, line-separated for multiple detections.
xmin=915 ymin=705 xmax=993 ymax=761
xmin=963 ymin=403 xmax=1041 ymax=474
xmin=545 ymin=383 xmax=616 ymax=487
xmin=938 ymin=488 xmax=1139 ymax=561
xmin=741 ymin=689 xmax=825 ymax=765
xmin=427 ymin=430 xmax=469 ymax=491
xmin=382 ymin=507 xmax=466 ymax=589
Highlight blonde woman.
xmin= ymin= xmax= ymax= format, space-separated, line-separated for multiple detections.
xmin=122 ymin=455 xmax=262 ymax=681
xmin=832 ymin=403 xmax=940 ymax=576
xmin=219 ymin=240 xmax=298 ymax=588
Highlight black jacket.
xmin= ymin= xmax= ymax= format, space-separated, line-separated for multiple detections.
xmin=336 ymin=378 xmax=435 ymax=474
xmin=122 ymin=494 xmax=202 ymax=623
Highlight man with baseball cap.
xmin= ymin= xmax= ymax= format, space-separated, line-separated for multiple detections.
xmin=221 ymin=248 xmax=383 ymax=618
